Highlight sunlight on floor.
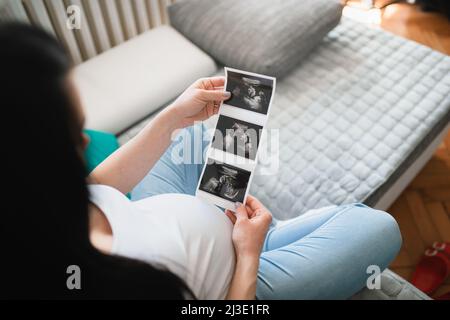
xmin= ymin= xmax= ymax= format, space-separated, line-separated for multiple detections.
xmin=382 ymin=3 xmax=403 ymax=20
xmin=343 ymin=4 xmax=382 ymax=25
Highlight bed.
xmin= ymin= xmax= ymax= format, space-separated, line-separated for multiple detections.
xmin=116 ymin=19 xmax=449 ymax=300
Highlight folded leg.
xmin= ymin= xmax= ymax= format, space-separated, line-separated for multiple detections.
xmin=257 ymin=204 xmax=402 ymax=299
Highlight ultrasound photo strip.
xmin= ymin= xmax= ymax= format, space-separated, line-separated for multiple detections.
xmin=196 ymin=68 xmax=276 ymax=210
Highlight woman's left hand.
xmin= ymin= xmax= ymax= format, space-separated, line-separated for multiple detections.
xmin=168 ymin=77 xmax=231 ymax=128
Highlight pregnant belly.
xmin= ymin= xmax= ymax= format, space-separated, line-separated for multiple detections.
xmin=134 ymin=193 xmax=232 ymax=233
xmin=133 ymin=193 xmax=236 ymax=299
xmin=134 ymin=193 xmax=234 ymax=245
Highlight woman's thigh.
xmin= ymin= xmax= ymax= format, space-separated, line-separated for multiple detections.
xmin=257 ymin=204 xmax=402 ymax=300
xmin=131 ymin=124 xmax=210 ymax=200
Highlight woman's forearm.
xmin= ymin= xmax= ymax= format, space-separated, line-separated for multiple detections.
xmin=226 ymin=256 xmax=259 ymax=300
xmin=88 ymin=77 xmax=228 ymax=194
xmin=89 ymin=106 xmax=179 ymax=194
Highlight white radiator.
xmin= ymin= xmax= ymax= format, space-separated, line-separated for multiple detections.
xmin=0 ymin=0 xmax=175 ymax=64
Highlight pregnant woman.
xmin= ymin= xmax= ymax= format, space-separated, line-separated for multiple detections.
xmin=1 ymin=24 xmax=402 ymax=299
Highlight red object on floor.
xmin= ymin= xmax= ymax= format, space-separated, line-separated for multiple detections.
xmin=433 ymin=242 xmax=450 ymax=257
xmin=411 ymin=248 xmax=450 ymax=295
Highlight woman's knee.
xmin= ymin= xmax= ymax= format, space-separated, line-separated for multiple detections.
xmin=350 ymin=204 xmax=402 ymax=266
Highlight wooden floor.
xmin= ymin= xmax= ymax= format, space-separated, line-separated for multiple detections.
xmin=369 ymin=2 xmax=450 ymax=299
xmin=379 ymin=2 xmax=450 ymax=55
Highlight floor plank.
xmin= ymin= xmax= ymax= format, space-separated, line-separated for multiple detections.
xmin=410 ymin=174 xmax=450 ymax=189
xmin=380 ymin=3 xmax=450 ymax=55
xmin=434 ymin=285 xmax=450 ymax=299
xmin=390 ymin=247 xmax=413 ymax=268
xmin=389 ymin=195 xmax=426 ymax=264
xmin=405 ymin=191 xmax=441 ymax=247
xmin=423 ymin=188 xmax=450 ymax=202
xmin=444 ymin=201 xmax=450 ymax=217
xmin=425 ymin=202 xmax=450 ymax=242
xmin=391 ymin=267 xmax=414 ymax=282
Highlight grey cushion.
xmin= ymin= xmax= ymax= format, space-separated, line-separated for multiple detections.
xmin=168 ymin=0 xmax=343 ymax=78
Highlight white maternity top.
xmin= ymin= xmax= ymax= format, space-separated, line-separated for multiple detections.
xmin=88 ymin=184 xmax=235 ymax=299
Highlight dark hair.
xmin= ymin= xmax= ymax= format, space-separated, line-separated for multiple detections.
xmin=0 ymin=23 xmax=192 ymax=299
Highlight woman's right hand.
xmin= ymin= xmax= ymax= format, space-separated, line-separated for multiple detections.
xmin=225 ymin=195 xmax=272 ymax=260
xmin=167 ymin=77 xmax=230 ymax=129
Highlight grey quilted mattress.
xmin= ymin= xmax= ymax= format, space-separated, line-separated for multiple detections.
xmin=250 ymin=19 xmax=450 ymax=220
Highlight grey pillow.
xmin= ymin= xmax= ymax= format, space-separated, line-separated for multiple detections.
xmin=168 ymin=0 xmax=343 ymax=78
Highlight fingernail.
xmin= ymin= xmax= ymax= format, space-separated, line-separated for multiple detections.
xmin=223 ymin=91 xmax=231 ymax=98
xmin=235 ymin=202 xmax=242 ymax=209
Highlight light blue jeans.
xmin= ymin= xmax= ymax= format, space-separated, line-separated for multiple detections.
xmin=131 ymin=125 xmax=402 ymax=299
